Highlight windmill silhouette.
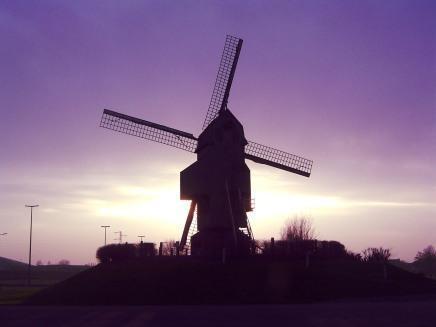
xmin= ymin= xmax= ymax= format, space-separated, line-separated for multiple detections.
xmin=100 ymin=35 xmax=313 ymax=257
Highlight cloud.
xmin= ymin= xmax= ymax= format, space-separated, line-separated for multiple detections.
xmin=347 ymin=201 xmax=435 ymax=208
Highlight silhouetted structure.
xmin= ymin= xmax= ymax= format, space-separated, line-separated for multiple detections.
xmin=100 ymin=35 xmax=313 ymax=257
xmin=114 ymin=231 xmax=127 ymax=244
xmin=25 ymin=204 xmax=39 ymax=285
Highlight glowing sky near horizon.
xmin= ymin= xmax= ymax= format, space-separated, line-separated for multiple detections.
xmin=1 ymin=0 xmax=435 ymax=264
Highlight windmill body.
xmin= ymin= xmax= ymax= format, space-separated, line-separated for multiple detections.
xmin=181 ymin=110 xmax=252 ymax=255
xmin=100 ymin=35 xmax=313 ymax=257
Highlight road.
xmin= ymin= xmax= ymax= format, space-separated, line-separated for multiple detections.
xmin=1 ymin=300 xmax=436 ymax=326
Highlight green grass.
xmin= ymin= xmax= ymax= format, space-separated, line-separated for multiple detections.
xmin=0 ymin=263 xmax=90 ymax=304
xmin=0 ymin=285 xmax=44 ymax=304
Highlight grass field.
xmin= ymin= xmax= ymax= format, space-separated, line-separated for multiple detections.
xmin=0 ymin=285 xmax=44 ymax=304
xmin=0 ymin=258 xmax=90 ymax=304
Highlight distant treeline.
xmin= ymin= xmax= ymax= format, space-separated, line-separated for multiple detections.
xmin=390 ymin=245 xmax=436 ymax=279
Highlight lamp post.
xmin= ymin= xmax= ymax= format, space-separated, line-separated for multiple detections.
xmin=101 ymin=225 xmax=110 ymax=245
xmin=25 ymin=204 xmax=39 ymax=286
xmin=138 ymin=235 xmax=145 ymax=243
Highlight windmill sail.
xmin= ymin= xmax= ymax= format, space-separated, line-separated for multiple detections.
xmin=202 ymin=35 xmax=243 ymax=130
xmin=245 ymin=141 xmax=313 ymax=177
xmin=100 ymin=109 xmax=198 ymax=152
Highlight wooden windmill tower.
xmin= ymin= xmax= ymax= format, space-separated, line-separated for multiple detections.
xmin=100 ymin=35 xmax=313 ymax=257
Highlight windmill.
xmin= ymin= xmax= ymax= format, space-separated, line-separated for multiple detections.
xmin=100 ymin=35 xmax=313 ymax=257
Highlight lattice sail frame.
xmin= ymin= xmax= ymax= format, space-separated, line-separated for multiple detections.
xmin=100 ymin=109 xmax=198 ymax=153
xmin=202 ymin=35 xmax=243 ymax=130
xmin=100 ymin=110 xmax=312 ymax=177
xmin=245 ymin=141 xmax=313 ymax=177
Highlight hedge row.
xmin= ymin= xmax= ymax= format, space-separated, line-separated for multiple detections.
xmin=96 ymin=243 xmax=156 ymax=263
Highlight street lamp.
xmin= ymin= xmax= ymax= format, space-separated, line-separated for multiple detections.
xmin=138 ymin=235 xmax=145 ymax=243
xmin=101 ymin=225 xmax=110 ymax=246
xmin=25 ymin=204 xmax=39 ymax=286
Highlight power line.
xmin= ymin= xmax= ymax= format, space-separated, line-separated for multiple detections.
xmin=114 ymin=231 xmax=127 ymax=244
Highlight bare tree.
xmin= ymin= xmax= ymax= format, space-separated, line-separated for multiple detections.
xmin=280 ymin=216 xmax=316 ymax=241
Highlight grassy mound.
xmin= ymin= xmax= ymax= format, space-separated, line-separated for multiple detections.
xmin=0 ymin=257 xmax=27 ymax=271
xmin=26 ymin=257 xmax=436 ymax=305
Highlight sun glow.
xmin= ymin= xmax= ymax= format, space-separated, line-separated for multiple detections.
xmin=91 ymin=177 xmax=344 ymax=232
xmin=95 ymin=185 xmax=191 ymax=226
xmin=77 ymin=172 xmax=433 ymax=245
xmin=254 ymin=192 xmax=342 ymax=216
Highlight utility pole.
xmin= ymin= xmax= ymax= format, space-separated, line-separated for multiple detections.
xmin=114 ymin=231 xmax=127 ymax=244
xmin=25 ymin=204 xmax=39 ymax=286
xmin=138 ymin=235 xmax=145 ymax=243
xmin=101 ymin=225 xmax=110 ymax=245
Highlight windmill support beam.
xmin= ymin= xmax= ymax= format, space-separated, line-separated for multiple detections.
xmin=225 ymin=180 xmax=238 ymax=248
xmin=180 ymin=200 xmax=196 ymax=250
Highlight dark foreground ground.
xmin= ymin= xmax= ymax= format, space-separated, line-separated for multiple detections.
xmin=26 ymin=257 xmax=436 ymax=305
xmin=1 ymin=299 xmax=436 ymax=327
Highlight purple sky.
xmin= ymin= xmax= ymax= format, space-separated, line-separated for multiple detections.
xmin=1 ymin=1 xmax=435 ymax=264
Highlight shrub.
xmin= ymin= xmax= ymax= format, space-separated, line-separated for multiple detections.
xmin=414 ymin=245 xmax=436 ymax=276
xmin=362 ymin=247 xmax=391 ymax=263
xmin=138 ymin=242 xmax=157 ymax=257
xmin=316 ymin=241 xmax=347 ymax=258
xmin=96 ymin=243 xmax=157 ymax=263
xmin=96 ymin=243 xmax=137 ymax=263
xmin=345 ymin=250 xmax=362 ymax=261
